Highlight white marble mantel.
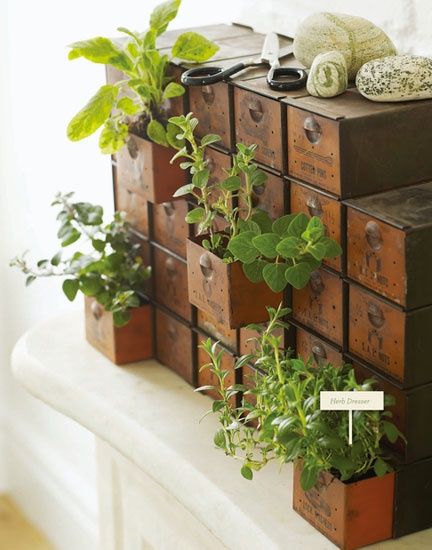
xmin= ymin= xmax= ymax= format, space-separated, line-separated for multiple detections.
xmin=11 ymin=312 xmax=432 ymax=550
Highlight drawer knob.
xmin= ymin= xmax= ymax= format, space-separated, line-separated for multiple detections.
xmin=201 ymin=85 xmax=215 ymax=105
xmin=163 ymin=202 xmax=175 ymax=217
xmin=312 ymin=342 xmax=327 ymax=364
xmin=165 ymin=257 xmax=177 ymax=279
xmin=310 ymin=271 xmax=324 ymax=295
xmin=199 ymin=253 xmax=214 ymax=279
xmin=367 ymin=302 xmax=385 ymax=328
xmin=365 ymin=221 xmax=383 ymax=251
xmin=303 ymin=116 xmax=322 ymax=144
xmin=91 ymin=301 xmax=104 ymax=321
xmin=306 ymin=196 xmax=323 ymax=217
xmin=247 ymin=99 xmax=264 ymax=123
xmin=167 ymin=324 xmax=178 ymax=341
xmin=126 ymin=137 xmax=139 ymax=159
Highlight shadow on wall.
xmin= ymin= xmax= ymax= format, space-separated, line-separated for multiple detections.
xmin=235 ymin=0 xmax=429 ymax=56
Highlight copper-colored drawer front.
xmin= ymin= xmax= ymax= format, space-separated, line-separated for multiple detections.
xmin=154 ymin=247 xmax=191 ymax=322
xmin=349 ymin=285 xmax=405 ymax=383
xmin=189 ymin=82 xmax=230 ymax=149
xmin=153 ymin=200 xmax=189 ymax=258
xmin=292 ymin=269 xmax=344 ymax=346
xmin=347 ymin=208 xmax=406 ymax=306
xmin=156 ymin=309 xmax=193 ymax=383
xmin=288 ymin=107 xmax=341 ymax=195
xmin=234 ymin=88 xmax=282 ymax=171
xmin=114 ymin=169 xmax=149 ymax=236
xmin=240 ymin=171 xmax=285 ymax=220
xmin=197 ymin=309 xmax=238 ymax=352
xmin=197 ymin=335 xmax=235 ymax=402
xmin=295 ymin=326 xmax=343 ymax=367
xmin=290 ymin=180 xmax=342 ymax=272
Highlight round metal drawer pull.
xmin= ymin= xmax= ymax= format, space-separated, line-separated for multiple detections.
xmin=247 ymin=99 xmax=264 ymax=123
xmin=199 ymin=253 xmax=213 ymax=279
xmin=303 ymin=116 xmax=322 ymax=144
xmin=127 ymin=137 xmax=139 ymax=159
xmin=367 ymin=302 xmax=385 ymax=328
xmin=91 ymin=301 xmax=104 ymax=321
xmin=306 ymin=196 xmax=323 ymax=217
xmin=167 ymin=325 xmax=177 ymax=340
xmin=163 ymin=202 xmax=175 ymax=217
xmin=312 ymin=342 xmax=327 ymax=363
xmin=165 ymin=258 xmax=177 ymax=279
xmin=365 ymin=221 xmax=383 ymax=251
xmin=201 ymin=85 xmax=215 ymax=105
xmin=310 ymin=271 xmax=325 ymax=294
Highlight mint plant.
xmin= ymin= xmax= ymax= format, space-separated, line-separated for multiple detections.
xmin=169 ymin=112 xmax=268 ymax=258
xmin=10 ymin=193 xmax=150 ymax=326
xmin=67 ymin=0 xmax=218 ymax=153
xmin=198 ymin=304 xmax=404 ymax=491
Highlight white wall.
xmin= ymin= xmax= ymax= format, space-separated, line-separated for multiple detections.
xmin=0 ymin=0 xmax=429 ymax=548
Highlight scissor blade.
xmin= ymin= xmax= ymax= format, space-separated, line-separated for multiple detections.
xmin=260 ymin=32 xmax=280 ymax=64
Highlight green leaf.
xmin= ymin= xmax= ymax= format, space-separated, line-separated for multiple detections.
xmin=67 ymin=84 xmax=118 ymax=141
xmin=272 ymin=214 xmax=297 ymax=236
xmin=173 ymin=183 xmax=195 ymax=198
xmin=213 ymin=429 xmax=226 ymax=449
xmin=68 ymin=37 xmax=132 ymax=72
xmin=99 ymin=122 xmax=129 ymax=154
xmin=201 ymin=134 xmax=221 ymax=147
xmin=185 ymin=207 xmax=205 ymax=224
xmin=61 ymin=227 xmax=81 ymax=247
xmin=62 ymin=279 xmax=79 ymax=301
xmin=117 ymin=97 xmax=141 ymax=115
xmin=92 ymin=239 xmax=106 ymax=252
xmin=252 ymin=233 xmax=280 ymax=259
xmin=79 ymin=275 xmax=102 ymax=296
xmin=241 ymin=465 xmax=253 ymax=480
xmin=25 ymin=275 xmax=36 ymax=287
xmin=321 ymin=237 xmax=343 ymax=258
xmin=227 ymin=232 xmax=258 ymax=264
xmin=163 ymin=82 xmax=185 ymax=99
xmin=166 ymin=122 xmax=185 ymax=149
xmin=288 ymin=213 xmax=309 ymax=238
xmin=172 ymin=32 xmax=219 ymax=62
xmin=262 ymin=263 xmax=287 ymax=292
xmin=300 ymin=465 xmax=320 ymax=491
xmin=332 ymin=455 xmax=355 ymax=472
xmin=220 ymin=175 xmax=241 ymax=192
xmin=276 ymin=236 xmax=303 ymax=259
xmin=242 ymin=259 xmax=266 ymax=283
xmin=382 ymin=421 xmax=400 ymax=444
xmin=147 ymin=119 xmax=168 ymax=147
xmin=150 ymin=0 xmax=180 ymax=36
xmin=51 ymin=250 xmax=62 ymax=266
xmin=285 ymin=262 xmax=313 ymax=289
xmin=308 ymin=241 xmax=327 ymax=261
xmin=373 ymin=457 xmax=389 ymax=477
xmin=302 ymin=216 xmax=325 ymax=242
xmin=192 ymin=169 xmax=210 ymax=189
xmin=113 ymin=310 xmax=131 ymax=327
xmin=251 ymin=210 xmax=273 ymax=233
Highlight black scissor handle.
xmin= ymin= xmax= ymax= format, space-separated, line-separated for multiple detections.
xmin=181 ymin=62 xmax=247 ymax=86
xmin=267 ymin=67 xmax=308 ymax=91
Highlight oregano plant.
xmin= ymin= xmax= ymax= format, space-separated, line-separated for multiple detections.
xmin=67 ymin=0 xmax=218 ymax=153
xmin=169 ymin=112 xmax=342 ymax=291
xmin=10 ymin=193 xmax=150 ymax=326
xmin=197 ymin=304 xmax=405 ymax=491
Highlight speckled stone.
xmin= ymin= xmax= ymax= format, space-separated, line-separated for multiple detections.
xmin=306 ymin=50 xmax=348 ymax=98
xmin=294 ymin=12 xmax=397 ymax=80
xmin=356 ymin=55 xmax=432 ymax=102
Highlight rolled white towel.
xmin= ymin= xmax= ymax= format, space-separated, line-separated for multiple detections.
xmin=306 ymin=50 xmax=348 ymax=98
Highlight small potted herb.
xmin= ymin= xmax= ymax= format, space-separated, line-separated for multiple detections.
xmin=66 ymin=0 xmax=218 ymax=204
xmin=10 ymin=193 xmax=152 ymax=365
xmin=169 ymin=113 xmax=341 ymax=327
xmin=198 ymin=304 xmax=404 ymax=550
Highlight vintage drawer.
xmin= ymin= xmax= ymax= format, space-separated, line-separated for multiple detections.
xmin=239 ymin=325 xmax=287 ymax=356
xmin=239 ymin=169 xmax=285 ymax=220
xmin=290 ymin=179 xmax=344 ymax=272
xmin=346 ymin=182 xmax=432 ymax=309
xmin=197 ymin=309 xmax=238 ymax=352
xmin=348 ymin=283 xmax=432 ymax=388
xmin=197 ymin=334 xmax=236 ymax=402
xmin=155 ymin=308 xmax=193 ymax=384
xmin=153 ymin=200 xmax=189 ymax=258
xmin=233 ymin=65 xmax=307 ymax=172
xmin=295 ymin=325 xmax=343 ymax=367
xmin=113 ymin=165 xmax=149 ymax=236
xmin=286 ymin=89 xmax=432 ymax=198
xmin=350 ymin=355 xmax=432 ymax=465
xmin=154 ymin=247 xmax=191 ymax=322
xmin=292 ymin=268 xmax=345 ymax=346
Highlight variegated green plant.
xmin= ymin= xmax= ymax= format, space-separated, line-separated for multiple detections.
xmin=67 ymin=0 xmax=218 ymax=153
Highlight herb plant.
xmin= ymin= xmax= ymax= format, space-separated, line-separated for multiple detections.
xmin=67 ymin=0 xmax=218 ymax=153
xmin=10 ymin=192 xmax=150 ymax=327
xmin=169 ymin=112 xmax=342 ymax=291
xmin=197 ymin=304 xmax=404 ymax=491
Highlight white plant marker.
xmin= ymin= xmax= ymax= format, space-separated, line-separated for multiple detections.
xmin=320 ymin=391 xmax=384 ymax=445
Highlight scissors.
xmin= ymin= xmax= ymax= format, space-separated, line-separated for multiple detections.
xmin=181 ymin=32 xmax=307 ymax=91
